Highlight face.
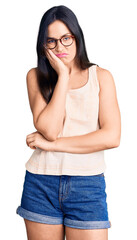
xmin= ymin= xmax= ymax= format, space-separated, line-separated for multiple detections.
xmin=46 ymin=20 xmax=77 ymax=65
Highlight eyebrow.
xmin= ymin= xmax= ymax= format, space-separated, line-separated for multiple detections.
xmin=47 ymin=33 xmax=71 ymax=39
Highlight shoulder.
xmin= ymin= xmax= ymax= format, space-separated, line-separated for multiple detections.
xmin=26 ymin=67 xmax=38 ymax=80
xmin=96 ymin=66 xmax=115 ymax=90
xmin=26 ymin=67 xmax=39 ymax=92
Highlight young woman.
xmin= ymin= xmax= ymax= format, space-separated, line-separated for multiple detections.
xmin=16 ymin=5 xmax=121 ymax=240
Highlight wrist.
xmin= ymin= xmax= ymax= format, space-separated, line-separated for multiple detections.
xmin=47 ymin=138 xmax=58 ymax=152
xmin=52 ymin=138 xmax=59 ymax=152
xmin=51 ymin=137 xmax=63 ymax=152
xmin=58 ymin=71 xmax=69 ymax=79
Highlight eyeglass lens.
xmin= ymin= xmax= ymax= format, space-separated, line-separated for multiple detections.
xmin=46 ymin=35 xmax=73 ymax=49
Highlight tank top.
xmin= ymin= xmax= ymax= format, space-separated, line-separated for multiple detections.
xmin=25 ymin=65 xmax=106 ymax=176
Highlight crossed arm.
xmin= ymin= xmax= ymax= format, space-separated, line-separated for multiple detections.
xmin=27 ymin=67 xmax=121 ymax=154
xmin=52 ymin=68 xmax=121 ymax=154
xmin=52 ymin=128 xmax=119 ymax=154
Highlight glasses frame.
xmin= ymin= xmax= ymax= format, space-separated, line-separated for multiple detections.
xmin=44 ymin=34 xmax=75 ymax=50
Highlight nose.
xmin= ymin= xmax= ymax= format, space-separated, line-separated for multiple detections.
xmin=55 ymin=39 xmax=64 ymax=51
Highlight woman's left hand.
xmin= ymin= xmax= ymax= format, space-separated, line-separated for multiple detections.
xmin=26 ymin=131 xmax=54 ymax=151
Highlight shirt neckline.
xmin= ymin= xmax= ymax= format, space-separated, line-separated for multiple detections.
xmin=67 ymin=65 xmax=95 ymax=94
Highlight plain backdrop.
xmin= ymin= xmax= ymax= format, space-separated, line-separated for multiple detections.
xmin=0 ymin=0 xmax=137 ymax=239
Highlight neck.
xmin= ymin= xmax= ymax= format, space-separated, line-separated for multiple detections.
xmin=65 ymin=59 xmax=81 ymax=75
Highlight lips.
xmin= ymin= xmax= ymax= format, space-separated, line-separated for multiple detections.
xmin=56 ymin=53 xmax=68 ymax=57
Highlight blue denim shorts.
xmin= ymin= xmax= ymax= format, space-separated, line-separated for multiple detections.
xmin=16 ymin=170 xmax=111 ymax=229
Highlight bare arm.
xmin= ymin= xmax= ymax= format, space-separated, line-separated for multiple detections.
xmin=35 ymin=72 xmax=69 ymax=140
xmin=52 ymin=67 xmax=121 ymax=153
xmin=26 ymin=69 xmax=69 ymax=141
xmin=26 ymin=48 xmax=70 ymax=141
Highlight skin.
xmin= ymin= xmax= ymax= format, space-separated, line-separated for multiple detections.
xmin=44 ymin=19 xmax=83 ymax=75
xmin=26 ymin=19 xmax=89 ymax=150
xmin=25 ymin=20 xmax=121 ymax=239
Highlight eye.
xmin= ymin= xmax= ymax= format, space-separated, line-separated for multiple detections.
xmin=47 ymin=39 xmax=55 ymax=43
xmin=63 ymin=36 xmax=71 ymax=41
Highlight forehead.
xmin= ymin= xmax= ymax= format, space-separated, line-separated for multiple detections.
xmin=47 ymin=20 xmax=71 ymax=38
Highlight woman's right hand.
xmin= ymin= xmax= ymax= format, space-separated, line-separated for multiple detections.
xmin=45 ymin=48 xmax=69 ymax=76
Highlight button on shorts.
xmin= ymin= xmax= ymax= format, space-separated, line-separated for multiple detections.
xmin=16 ymin=170 xmax=111 ymax=229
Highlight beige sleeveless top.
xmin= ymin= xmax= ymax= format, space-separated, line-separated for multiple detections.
xmin=25 ymin=65 xmax=106 ymax=175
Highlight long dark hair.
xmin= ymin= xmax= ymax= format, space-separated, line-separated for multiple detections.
xmin=36 ymin=5 xmax=99 ymax=103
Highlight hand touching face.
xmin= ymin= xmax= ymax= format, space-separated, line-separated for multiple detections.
xmin=45 ymin=48 xmax=69 ymax=75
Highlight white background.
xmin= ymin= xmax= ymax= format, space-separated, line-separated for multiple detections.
xmin=0 ymin=0 xmax=137 ymax=239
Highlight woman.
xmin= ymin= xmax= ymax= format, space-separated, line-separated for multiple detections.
xmin=16 ymin=5 xmax=121 ymax=240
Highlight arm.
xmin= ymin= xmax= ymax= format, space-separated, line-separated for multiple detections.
xmin=26 ymin=50 xmax=70 ymax=141
xmin=34 ymin=72 xmax=69 ymax=141
xmin=53 ymin=67 xmax=121 ymax=154
xmin=26 ymin=69 xmax=69 ymax=141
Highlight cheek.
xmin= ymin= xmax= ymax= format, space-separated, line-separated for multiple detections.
xmin=69 ymin=44 xmax=77 ymax=59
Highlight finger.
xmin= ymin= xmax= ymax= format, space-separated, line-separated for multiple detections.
xmin=26 ymin=139 xmax=29 ymax=146
xmin=45 ymin=48 xmax=49 ymax=54
xmin=48 ymin=49 xmax=57 ymax=58
xmin=26 ymin=131 xmax=37 ymax=138
xmin=46 ymin=49 xmax=56 ymax=58
xmin=27 ymin=138 xmax=36 ymax=148
xmin=45 ymin=49 xmax=51 ymax=60
xmin=26 ymin=138 xmax=33 ymax=146
xmin=26 ymin=136 xmax=33 ymax=144
xmin=46 ymin=49 xmax=53 ymax=57
xmin=29 ymin=145 xmax=36 ymax=150
xmin=30 ymin=145 xmax=36 ymax=150
xmin=44 ymin=47 xmax=50 ymax=57
xmin=26 ymin=135 xmax=35 ymax=147
xmin=26 ymin=136 xmax=35 ymax=142
xmin=29 ymin=141 xmax=36 ymax=149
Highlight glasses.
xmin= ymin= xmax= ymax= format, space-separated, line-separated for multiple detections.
xmin=44 ymin=34 xmax=75 ymax=49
